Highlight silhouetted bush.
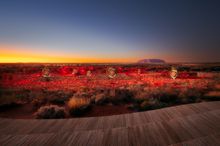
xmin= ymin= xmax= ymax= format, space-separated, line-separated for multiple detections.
xmin=35 ymin=105 xmax=65 ymax=119
xmin=67 ymin=97 xmax=91 ymax=116
xmin=91 ymin=93 xmax=107 ymax=105
xmin=32 ymin=96 xmax=48 ymax=109
xmin=114 ymin=89 xmax=134 ymax=102
xmin=178 ymin=88 xmax=202 ymax=103
xmin=202 ymin=91 xmax=220 ymax=101
xmin=158 ymin=88 xmax=179 ymax=104
xmin=102 ymin=89 xmax=134 ymax=105
xmin=0 ymin=89 xmax=30 ymax=109
xmin=139 ymin=98 xmax=166 ymax=111
xmin=133 ymin=91 xmax=148 ymax=103
xmin=48 ymin=91 xmax=74 ymax=104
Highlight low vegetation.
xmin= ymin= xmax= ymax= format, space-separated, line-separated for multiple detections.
xmin=35 ymin=105 xmax=65 ymax=119
xmin=1 ymin=64 xmax=220 ymax=118
xmin=67 ymin=97 xmax=91 ymax=116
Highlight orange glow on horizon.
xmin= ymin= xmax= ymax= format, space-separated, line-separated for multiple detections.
xmin=0 ymin=45 xmax=137 ymax=63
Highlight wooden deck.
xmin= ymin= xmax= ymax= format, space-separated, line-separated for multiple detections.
xmin=0 ymin=101 xmax=219 ymax=146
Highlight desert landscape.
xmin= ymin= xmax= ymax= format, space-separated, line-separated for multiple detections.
xmin=1 ymin=0 xmax=220 ymax=145
xmin=1 ymin=63 xmax=219 ymax=119
xmin=1 ymin=63 xmax=220 ymax=145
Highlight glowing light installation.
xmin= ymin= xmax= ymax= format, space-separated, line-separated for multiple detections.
xmin=170 ymin=67 xmax=178 ymax=79
xmin=137 ymin=68 xmax=141 ymax=75
xmin=107 ymin=67 xmax=117 ymax=79
xmin=42 ymin=66 xmax=50 ymax=81
xmin=86 ymin=70 xmax=92 ymax=77
xmin=72 ymin=68 xmax=78 ymax=76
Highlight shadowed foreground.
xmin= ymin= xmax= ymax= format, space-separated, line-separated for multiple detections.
xmin=0 ymin=101 xmax=219 ymax=146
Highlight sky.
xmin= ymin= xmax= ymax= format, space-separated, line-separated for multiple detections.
xmin=0 ymin=0 xmax=220 ymax=63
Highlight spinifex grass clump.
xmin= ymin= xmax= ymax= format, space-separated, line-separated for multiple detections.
xmin=32 ymin=96 xmax=47 ymax=109
xmin=31 ymin=90 xmax=74 ymax=109
xmin=35 ymin=105 xmax=65 ymax=119
xmin=67 ymin=97 xmax=91 ymax=116
xmin=0 ymin=88 xmax=31 ymax=109
xmin=47 ymin=90 xmax=74 ymax=105
xmin=91 ymin=93 xmax=107 ymax=105
xmin=139 ymin=98 xmax=164 ymax=111
xmin=107 ymin=89 xmax=134 ymax=104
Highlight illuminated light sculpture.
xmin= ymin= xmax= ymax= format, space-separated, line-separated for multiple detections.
xmin=86 ymin=70 xmax=92 ymax=77
xmin=107 ymin=67 xmax=117 ymax=79
xmin=72 ymin=68 xmax=78 ymax=76
xmin=42 ymin=66 xmax=50 ymax=81
xmin=137 ymin=68 xmax=141 ymax=75
xmin=170 ymin=67 xmax=178 ymax=79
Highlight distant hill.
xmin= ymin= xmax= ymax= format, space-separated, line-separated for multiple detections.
xmin=137 ymin=59 xmax=166 ymax=64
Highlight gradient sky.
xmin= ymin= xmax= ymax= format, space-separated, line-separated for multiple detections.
xmin=0 ymin=0 xmax=220 ymax=63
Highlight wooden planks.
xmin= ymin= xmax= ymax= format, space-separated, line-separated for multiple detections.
xmin=0 ymin=101 xmax=220 ymax=146
xmin=170 ymin=133 xmax=220 ymax=146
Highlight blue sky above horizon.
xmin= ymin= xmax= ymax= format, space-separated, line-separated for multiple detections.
xmin=0 ymin=0 xmax=220 ymax=63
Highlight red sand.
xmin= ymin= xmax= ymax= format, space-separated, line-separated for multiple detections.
xmin=84 ymin=104 xmax=133 ymax=117
xmin=0 ymin=104 xmax=35 ymax=119
xmin=0 ymin=104 xmax=132 ymax=119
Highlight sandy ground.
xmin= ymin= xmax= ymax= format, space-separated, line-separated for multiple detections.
xmin=0 ymin=104 xmax=132 ymax=119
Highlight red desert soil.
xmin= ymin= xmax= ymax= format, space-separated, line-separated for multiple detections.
xmin=83 ymin=104 xmax=133 ymax=117
xmin=0 ymin=104 xmax=35 ymax=119
xmin=0 ymin=104 xmax=132 ymax=119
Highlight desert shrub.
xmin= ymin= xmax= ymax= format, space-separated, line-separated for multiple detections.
xmin=32 ymin=96 xmax=48 ymax=109
xmin=48 ymin=91 xmax=74 ymax=104
xmin=0 ymin=94 xmax=22 ymax=110
xmin=48 ymin=96 xmax=67 ymax=105
xmin=178 ymin=88 xmax=202 ymax=103
xmin=114 ymin=89 xmax=134 ymax=102
xmin=127 ymin=103 xmax=139 ymax=111
xmin=0 ymin=89 xmax=30 ymax=109
xmin=35 ymin=105 xmax=65 ymax=119
xmin=134 ymin=86 xmax=203 ymax=105
xmin=132 ymin=90 xmax=149 ymax=103
xmin=73 ymin=87 xmax=93 ymax=99
xmin=107 ymin=89 xmax=133 ymax=104
xmin=139 ymin=98 xmax=165 ymax=111
xmin=41 ymin=76 xmax=51 ymax=82
xmin=131 ymin=87 xmax=174 ymax=111
xmin=90 ymin=89 xmax=133 ymax=105
xmin=67 ymin=97 xmax=91 ymax=116
xmin=32 ymin=90 xmax=74 ymax=108
xmin=158 ymin=88 xmax=179 ymax=104
xmin=91 ymin=93 xmax=107 ymax=105
xmin=133 ymin=87 xmax=163 ymax=103
xmin=131 ymin=84 xmax=145 ymax=90
xmin=12 ymin=89 xmax=33 ymax=103
xmin=202 ymin=91 xmax=220 ymax=101
xmin=74 ymin=92 xmax=91 ymax=98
